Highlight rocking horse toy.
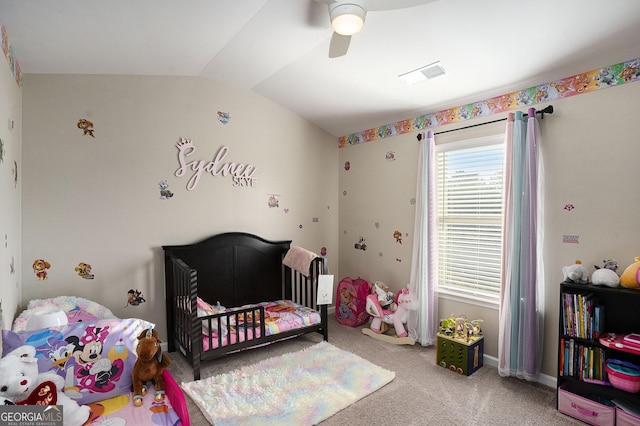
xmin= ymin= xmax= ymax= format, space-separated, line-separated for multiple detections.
xmin=362 ymin=284 xmax=417 ymax=345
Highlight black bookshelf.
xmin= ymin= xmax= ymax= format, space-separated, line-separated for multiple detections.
xmin=557 ymin=281 xmax=640 ymax=420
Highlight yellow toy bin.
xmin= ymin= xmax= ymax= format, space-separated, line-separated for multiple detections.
xmin=436 ymin=332 xmax=484 ymax=376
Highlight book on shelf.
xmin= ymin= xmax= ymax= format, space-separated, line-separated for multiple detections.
xmin=558 ymin=337 xmax=606 ymax=382
xmin=594 ymin=304 xmax=605 ymax=340
xmin=561 ymin=291 xmax=604 ymax=340
xmin=560 ymin=338 xmax=565 ymax=376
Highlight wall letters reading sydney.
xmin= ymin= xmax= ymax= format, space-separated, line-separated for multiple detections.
xmin=175 ymin=138 xmax=257 ymax=190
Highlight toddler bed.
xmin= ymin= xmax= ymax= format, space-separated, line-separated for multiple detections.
xmin=2 ymin=296 xmax=189 ymax=426
xmin=163 ymin=232 xmax=329 ymax=380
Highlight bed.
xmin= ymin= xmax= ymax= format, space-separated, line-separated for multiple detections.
xmin=2 ymin=296 xmax=189 ymax=426
xmin=162 ymin=232 xmax=329 ymax=380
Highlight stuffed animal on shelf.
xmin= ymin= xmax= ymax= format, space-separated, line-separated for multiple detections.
xmin=592 ymin=268 xmax=620 ymax=287
xmin=562 ymin=260 xmax=589 ymax=284
xmin=132 ymin=326 xmax=171 ymax=407
xmin=594 ymin=259 xmax=619 ymax=274
xmin=620 ymin=256 xmax=640 ymax=289
xmin=592 ymin=259 xmax=621 ymax=287
xmin=592 ymin=260 xmax=620 ymax=288
xmin=0 ymin=345 xmax=90 ymax=426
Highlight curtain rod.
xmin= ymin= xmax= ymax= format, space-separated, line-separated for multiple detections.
xmin=422 ymin=105 xmax=554 ymax=137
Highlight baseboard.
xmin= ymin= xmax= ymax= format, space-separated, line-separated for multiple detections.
xmin=483 ymin=353 xmax=498 ymax=368
xmin=483 ymin=353 xmax=556 ymax=388
xmin=538 ymin=372 xmax=557 ymax=388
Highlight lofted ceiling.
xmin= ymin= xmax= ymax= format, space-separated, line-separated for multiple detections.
xmin=1 ymin=0 xmax=640 ymax=138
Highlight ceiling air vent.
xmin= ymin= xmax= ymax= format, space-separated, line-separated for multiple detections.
xmin=399 ymin=61 xmax=447 ymax=85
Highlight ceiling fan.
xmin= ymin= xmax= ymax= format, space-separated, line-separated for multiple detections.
xmin=312 ymin=0 xmax=438 ymax=58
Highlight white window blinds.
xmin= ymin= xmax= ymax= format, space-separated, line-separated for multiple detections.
xmin=435 ymin=135 xmax=504 ymax=304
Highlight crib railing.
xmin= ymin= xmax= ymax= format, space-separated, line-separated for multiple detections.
xmin=284 ymin=256 xmax=328 ymax=340
xmin=168 ymin=256 xmax=200 ymax=374
xmin=167 ymin=253 xmax=329 ymax=380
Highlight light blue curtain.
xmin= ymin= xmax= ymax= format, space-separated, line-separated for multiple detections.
xmin=498 ymin=109 xmax=545 ymax=380
xmin=408 ymin=130 xmax=437 ymax=346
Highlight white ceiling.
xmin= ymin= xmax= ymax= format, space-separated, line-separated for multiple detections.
xmin=1 ymin=0 xmax=640 ymax=138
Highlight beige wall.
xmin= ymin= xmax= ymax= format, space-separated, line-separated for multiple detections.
xmin=9 ymin=63 xmax=640 ymax=382
xmin=0 ymin=58 xmax=21 ymax=329
xmin=339 ymin=81 xmax=640 ymax=378
xmin=20 ymin=74 xmax=339 ymax=340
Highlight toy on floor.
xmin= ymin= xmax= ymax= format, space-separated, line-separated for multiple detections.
xmin=362 ymin=285 xmax=417 ymax=345
xmin=132 ymin=326 xmax=171 ymax=407
xmin=0 ymin=345 xmax=91 ymax=426
xmin=439 ymin=314 xmax=483 ymax=342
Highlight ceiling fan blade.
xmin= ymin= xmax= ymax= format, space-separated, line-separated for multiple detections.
xmin=307 ymin=0 xmax=329 ymax=27
xmin=329 ymin=32 xmax=351 ymax=58
xmin=366 ymin=0 xmax=438 ymax=11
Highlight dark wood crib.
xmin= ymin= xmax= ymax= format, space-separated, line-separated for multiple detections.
xmin=162 ymin=232 xmax=328 ymax=380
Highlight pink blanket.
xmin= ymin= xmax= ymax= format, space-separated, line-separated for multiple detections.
xmin=282 ymin=246 xmax=318 ymax=276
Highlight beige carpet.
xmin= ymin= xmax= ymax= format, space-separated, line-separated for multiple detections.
xmin=168 ymin=315 xmax=583 ymax=425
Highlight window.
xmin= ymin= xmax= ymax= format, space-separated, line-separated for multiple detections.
xmin=435 ymin=134 xmax=504 ymax=305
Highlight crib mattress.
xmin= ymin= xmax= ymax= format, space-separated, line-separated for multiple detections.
xmin=202 ymin=300 xmax=321 ymax=351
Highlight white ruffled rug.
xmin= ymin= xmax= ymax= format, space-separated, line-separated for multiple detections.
xmin=181 ymin=341 xmax=395 ymax=425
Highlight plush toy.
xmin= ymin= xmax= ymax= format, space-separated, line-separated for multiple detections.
xmin=594 ymin=259 xmax=619 ymax=274
xmin=365 ymin=285 xmax=417 ymax=338
xmin=372 ymin=281 xmax=396 ymax=311
xmin=591 ymin=259 xmax=621 ymax=287
xmin=620 ymin=256 xmax=640 ymax=289
xmin=592 ymin=268 xmax=620 ymax=287
xmin=562 ymin=260 xmax=589 ymax=284
xmin=132 ymin=326 xmax=171 ymax=407
xmin=0 ymin=345 xmax=90 ymax=426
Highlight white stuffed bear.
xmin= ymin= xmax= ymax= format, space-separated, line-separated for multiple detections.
xmin=562 ymin=260 xmax=589 ymax=284
xmin=0 ymin=345 xmax=91 ymax=426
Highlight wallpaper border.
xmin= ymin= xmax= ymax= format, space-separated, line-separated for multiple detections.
xmin=338 ymin=57 xmax=640 ymax=148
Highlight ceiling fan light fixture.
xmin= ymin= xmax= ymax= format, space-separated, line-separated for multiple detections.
xmin=329 ymin=2 xmax=366 ymax=36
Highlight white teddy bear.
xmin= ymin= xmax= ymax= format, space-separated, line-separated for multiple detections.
xmin=0 ymin=345 xmax=91 ymax=426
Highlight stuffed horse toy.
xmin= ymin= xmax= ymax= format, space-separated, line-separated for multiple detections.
xmin=132 ymin=326 xmax=171 ymax=407
xmin=364 ymin=285 xmax=417 ymax=343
